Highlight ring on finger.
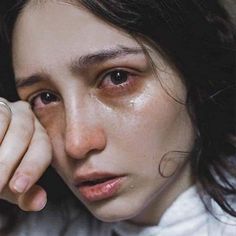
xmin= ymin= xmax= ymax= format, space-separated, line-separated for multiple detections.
xmin=0 ymin=101 xmax=12 ymax=116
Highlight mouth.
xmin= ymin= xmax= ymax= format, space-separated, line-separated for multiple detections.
xmin=74 ymin=173 xmax=125 ymax=202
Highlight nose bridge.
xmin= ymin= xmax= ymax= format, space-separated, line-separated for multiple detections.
xmin=64 ymin=96 xmax=106 ymax=159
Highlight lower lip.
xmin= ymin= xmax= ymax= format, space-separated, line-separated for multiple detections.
xmin=77 ymin=177 xmax=124 ymax=202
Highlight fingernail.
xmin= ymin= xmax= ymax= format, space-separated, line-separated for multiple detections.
xmin=13 ymin=175 xmax=29 ymax=193
xmin=35 ymin=196 xmax=47 ymax=211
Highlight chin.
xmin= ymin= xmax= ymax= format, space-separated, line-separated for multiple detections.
xmin=92 ymin=210 xmax=136 ymax=223
xmin=84 ymin=198 xmax=142 ymax=223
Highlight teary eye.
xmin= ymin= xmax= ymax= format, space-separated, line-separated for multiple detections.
xmin=30 ymin=91 xmax=60 ymax=110
xmin=98 ymin=69 xmax=135 ymax=89
xmin=40 ymin=92 xmax=58 ymax=104
xmin=97 ymin=68 xmax=141 ymax=97
xmin=109 ymin=70 xmax=128 ymax=85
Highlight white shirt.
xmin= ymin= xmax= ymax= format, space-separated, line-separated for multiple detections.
xmin=7 ymin=186 xmax=236 ymax=236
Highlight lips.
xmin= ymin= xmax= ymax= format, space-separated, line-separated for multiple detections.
xmin=74 ymin=173 xmax=124 ymax=202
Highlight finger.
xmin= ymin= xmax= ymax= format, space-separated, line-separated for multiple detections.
xmin=18 ymin=185 xmax=47 ymax=211
xmin=9 ymin=119 xmax=52 ymax=194
xmin=0 ymin=101 xmax=34 ymax=192
xmin=0 ymin=99 xmax=12 ymax=143
xmin=1 ymin=184 xmax=47 ymax=211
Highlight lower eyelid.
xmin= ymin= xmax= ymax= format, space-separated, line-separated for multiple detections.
xmin=29 ymin=91 xmax=61 ymax=109
xmin=99 ymin=73 xmax=136 ymax=89
xmin=99 ymin=76 xmax=141 ymax=98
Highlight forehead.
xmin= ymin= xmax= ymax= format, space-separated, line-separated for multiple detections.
xmin=12 ymin=1 xmax=139 ymax=77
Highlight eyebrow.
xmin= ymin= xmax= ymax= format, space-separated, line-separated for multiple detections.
xmin=70 ymin=46 xmax=143 ymax=73
xmin=16 ymin=46 xmax=144 ymax=89
xmin=15 ymin=74 xmax=47 ymax=89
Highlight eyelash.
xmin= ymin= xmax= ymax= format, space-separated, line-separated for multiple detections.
xmin=97 ymin=68 xmax=139 ymax=95
xmin=28 ymin=68 xmax=139 ymax=110
xmin=29 ymin=89 xmax=60 ymax=110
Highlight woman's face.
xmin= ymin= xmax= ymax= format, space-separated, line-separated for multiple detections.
xmin=12 ymin=1 xmax=195 ymax=224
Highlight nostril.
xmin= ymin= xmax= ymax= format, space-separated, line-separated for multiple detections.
xmin=92 ymin=128 xmax=107 ymax=151
xmin=65 ymin=137 xmax=89 ymax=159
xmin=65 ymin=127 xmax=106 ymax=160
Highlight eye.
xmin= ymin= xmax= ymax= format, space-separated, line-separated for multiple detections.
xmin=30 ymin=91 xmax=60 ymax=110
xmin=98 ymin=69 xmax=138 ymax=96
xmin=109 ymin=70 xmax=128 ymax=85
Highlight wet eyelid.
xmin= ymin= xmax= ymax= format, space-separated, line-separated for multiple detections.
xmin=96 ymin=67 xmax=143 ymax=86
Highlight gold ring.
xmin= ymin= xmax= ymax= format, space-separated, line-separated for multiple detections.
xmin=0 ymin=101 xmax=12 ymax=116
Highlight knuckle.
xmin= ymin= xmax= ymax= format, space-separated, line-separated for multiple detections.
xmin=13 ymin=117 xmax=35 ymax=140
xmin=15 ymin=122 xmax=33 ymax=140
xmin=15 ymin=101 xmax=34 ymax=117
xmin=14 ymin=170 xmax=33 ymax=180
xmin=22 ymin=110 xmax=34 ymax=122
xmin=13 ymin=102 xmax=35 ymax=128
xmin=15 ymin=100 xmax=31 ymax=110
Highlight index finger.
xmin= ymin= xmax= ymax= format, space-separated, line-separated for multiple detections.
xmin=9 ymin=118 xmax=52 ymax=195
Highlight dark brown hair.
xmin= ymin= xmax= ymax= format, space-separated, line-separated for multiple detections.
xmin=0 ymin=0 xmax=235 ymax=233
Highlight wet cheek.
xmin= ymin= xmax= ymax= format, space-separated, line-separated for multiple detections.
xmin=106 ymin=90 xmax=186 ymax=169
xmin=113 ymin=90 xmax=180 ymax=142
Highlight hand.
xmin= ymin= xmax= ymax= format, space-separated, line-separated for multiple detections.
xmin=0 ymin=98 xmax=52 ymax=211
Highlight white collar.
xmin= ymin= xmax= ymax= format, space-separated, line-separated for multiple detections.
xmin=112 ymin=186 xmax=209 ymax=236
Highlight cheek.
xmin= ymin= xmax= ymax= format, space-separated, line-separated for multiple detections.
xmin=105 ymin=87 xmax=193 ymax=174
xmin=109 ymin=88 xmax=187 ymax=151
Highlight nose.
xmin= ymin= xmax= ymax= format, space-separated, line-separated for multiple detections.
xmin=65 ymin=118 xmax=106 ymax=160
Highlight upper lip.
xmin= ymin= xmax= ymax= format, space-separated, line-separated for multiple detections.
xmin=73 ymin=172 xmax=122 ymax=186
